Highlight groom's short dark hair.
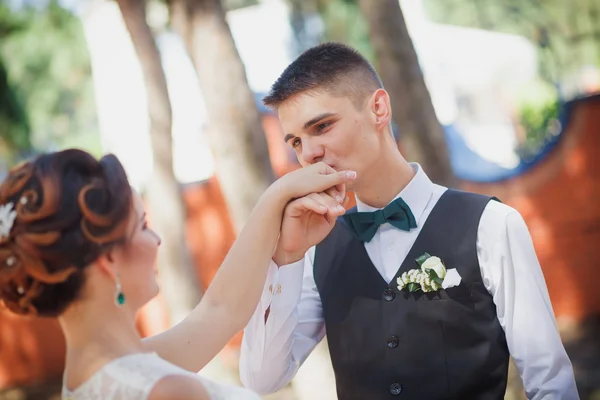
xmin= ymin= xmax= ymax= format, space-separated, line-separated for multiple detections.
xmin=263 ymin=42 xmax=383 ymax=110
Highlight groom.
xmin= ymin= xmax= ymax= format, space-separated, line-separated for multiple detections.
xmin=239 ymin=43 xmax=578 ymax=399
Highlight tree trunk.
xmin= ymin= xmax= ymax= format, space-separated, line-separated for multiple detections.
xmin=358 ymin=0 xmax=455 ymax=187
xmin=116 ymin=0 xmax=201 ymax=325
xmin=168 ymin=0 xmax=274 ymax=232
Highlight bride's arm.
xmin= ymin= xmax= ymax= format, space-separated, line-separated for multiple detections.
xmin=142 ymin=162 xmax=355 ymax=372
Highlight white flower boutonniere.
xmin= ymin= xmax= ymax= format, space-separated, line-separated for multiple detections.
xmin=396 ymin=252 xmax=462 ymax=293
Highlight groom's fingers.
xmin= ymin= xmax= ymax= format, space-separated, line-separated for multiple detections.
xmin=342 ymin=195 xmax=351 ymax=208
xmin=326 ymin=186 xmax=345 ymax=204
xmin=289 ymin=196 xmax=328 ymax=216
xmin=290 ymin=193 xmax=345 ymax=219
xmin=312 ymin=193 xmax=346 ymax=223
xmin=308 ymin=193 xmax=341 ymax=215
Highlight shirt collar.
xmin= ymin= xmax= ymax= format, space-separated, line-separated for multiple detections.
xmin=355 ymin=163 xmax=434 ymax=226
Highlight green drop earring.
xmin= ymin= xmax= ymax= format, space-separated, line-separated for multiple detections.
xmin=115 ymin=273 xmax=125 ymax=307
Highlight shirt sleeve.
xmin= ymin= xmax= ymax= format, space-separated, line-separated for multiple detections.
xmin=239 ymin=247 xmax=326 ymax=394
xmin=477 ymin=202 xmax=579 ymax=400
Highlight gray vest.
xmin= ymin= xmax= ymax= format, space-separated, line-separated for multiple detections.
xmin=314 ymin=189 xmax=509 ymax=399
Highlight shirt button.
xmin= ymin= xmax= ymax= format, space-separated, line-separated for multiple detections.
xmin=387 ymin=244 xmax=394 ymax=251
xmin=275 ymin=284 xmax=282 ymax=294
xmin=386 ymin=335 xmax=399 ymax=348
xmin=390 ymin=383 xmax=402 ymax=395
xmin=383 ymin=288 xmax=395 ymax=301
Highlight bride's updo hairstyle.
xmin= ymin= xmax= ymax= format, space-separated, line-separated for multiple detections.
xmin=0 ymin=149 xmax=132 ymax=317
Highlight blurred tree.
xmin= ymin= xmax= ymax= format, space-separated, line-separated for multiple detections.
xmin=0 ymin=0 xmax=100 ymax=155
xmin=287 ymin=0 xmax=374 ymax=63
xmin=358 ymin=0 xmax=455 ymax=186
xmin=117 ymin=0 xmax=201 ymax=324
xmin=0 ymin=53 xmax=31 ymax=160
xmin=423 ymin=0 xmax=600 ymax=94
xmin=167 ymin=0 xmax=274 ymax=232
xmin=0 ymin=5 xmax=30 ymax=159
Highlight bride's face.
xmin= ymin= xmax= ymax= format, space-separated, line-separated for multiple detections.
xmin=110 ymin=190 xmax=161 ymax=310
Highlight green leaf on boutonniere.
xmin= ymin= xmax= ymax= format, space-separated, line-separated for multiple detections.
xmin=427 ymin=269 xmax=444 ymax=285
xmin=415 ymin=252 xmax=431 ymax=267
xmin=407 ymin=283 xmax=420 ymax=292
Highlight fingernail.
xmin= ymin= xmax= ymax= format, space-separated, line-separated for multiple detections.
xmin=336 ymin=195 xmax=343 ymax=203
xmin=337 ymin=205 xmax=345 ymax=212
xmin=346 ymin=171 xmax=357 ymax=179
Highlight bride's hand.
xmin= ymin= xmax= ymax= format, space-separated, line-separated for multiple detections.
xmin=271 ymin=162 xmax=356 ymax=202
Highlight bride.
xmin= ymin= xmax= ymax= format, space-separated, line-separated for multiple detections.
xmin=0 ymin=149 xmax=355 ymax=399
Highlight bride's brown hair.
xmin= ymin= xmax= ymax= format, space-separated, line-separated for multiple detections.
xmin=0 ymin=149 xmax=132 ymax=317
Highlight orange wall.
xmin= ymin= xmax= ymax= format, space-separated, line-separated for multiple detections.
xmin=461 ymin=96 xmax=600 ymax=321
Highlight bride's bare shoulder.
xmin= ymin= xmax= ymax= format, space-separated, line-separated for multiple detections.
xmin=148 ymin=374 xmax=210 ymax=400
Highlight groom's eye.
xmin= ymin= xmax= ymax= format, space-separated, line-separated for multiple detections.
xmin=291 ymin=138 xmax=301 ymax=148
xmin=316 ymin=122 xmax=331 ymax=132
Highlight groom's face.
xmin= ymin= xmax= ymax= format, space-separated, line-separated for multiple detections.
xmin=278 ymin=90 xmax=381 ymax=189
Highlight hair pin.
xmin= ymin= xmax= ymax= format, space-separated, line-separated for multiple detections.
xmin=0 ymin=203 xmax=17 ymax=241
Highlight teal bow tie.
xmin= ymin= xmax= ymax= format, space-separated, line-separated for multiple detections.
xmin=342 ymin=197 xmax=417 ymax=242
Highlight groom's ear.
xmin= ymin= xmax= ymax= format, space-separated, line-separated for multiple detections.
xmin=369 ymin=89 xmax=392 ymax=133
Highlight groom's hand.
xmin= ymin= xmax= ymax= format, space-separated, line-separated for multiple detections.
xmin=273 ymin=191 xmax=350 ymax=266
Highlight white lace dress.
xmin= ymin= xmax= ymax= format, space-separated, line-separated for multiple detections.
xmin=61 ymin=352 xmax=261 ymax=400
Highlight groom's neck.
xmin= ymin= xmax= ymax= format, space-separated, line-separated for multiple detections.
xmin=354 ymin=151 xmax=414 ymax=209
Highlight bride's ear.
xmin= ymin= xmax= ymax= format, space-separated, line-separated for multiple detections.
xmin=95 ymin=251 xmax=117 ymax=281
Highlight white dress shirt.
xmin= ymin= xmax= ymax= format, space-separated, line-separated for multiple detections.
xmin=239 ymin=164 xmax=579 ymax=400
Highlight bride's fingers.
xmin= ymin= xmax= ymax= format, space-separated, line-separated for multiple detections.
xmin=309 ymin=168 xmax=356 ymax=196
xmin=327 ymin=171 xmax=356 ymax=192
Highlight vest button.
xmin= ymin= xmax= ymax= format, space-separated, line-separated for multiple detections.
xmin=386 ymin=335 xmax=399 ymax=348
xmin=390 ymin=383 xmax=402 ymax=395
xmin=383 ymin=288 xmax=395 ymax=301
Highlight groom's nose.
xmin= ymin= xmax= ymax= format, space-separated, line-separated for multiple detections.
xmin=301 ymin=140 xmax=325 ymax=165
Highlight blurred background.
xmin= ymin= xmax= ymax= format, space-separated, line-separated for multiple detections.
xmin=0 ymin=0 xmax=599 ymax=398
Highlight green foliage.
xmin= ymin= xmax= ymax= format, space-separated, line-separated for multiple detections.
xmin=422 ymin=0 xmax=600 ymax=87
xmin=422 ymin=0 xmax=599 ymax=156
xmin=314 ymin=0 xmax=375 ymax=65
xmin=222 ymin=0 xmax=259 ymax=11
xmin=516 ymin=99 xmax=560 ymax=159
xmin=0 ymin=0 xmax=101 ymax=158
xmin=0 ymin=51 xmax=30 ymax=155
